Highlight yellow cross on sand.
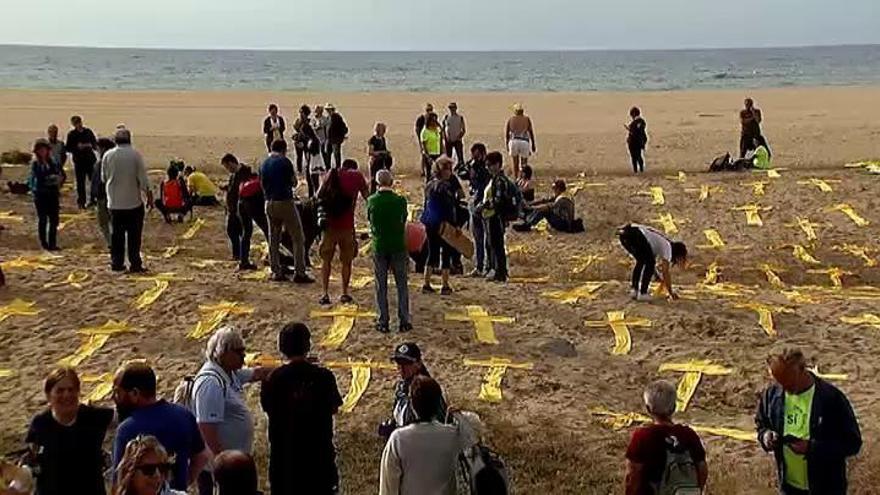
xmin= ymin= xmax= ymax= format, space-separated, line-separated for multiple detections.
xmin=180 ymin=218 xmax=207 ymax=240
xmin=507 ymin=244 xmax=536 ymax=256
xmin=703 ymin=262 xmax=721 ymax=285
xmin=840 ymin=313 xmax=880 ymax=330
xmin=310 ymin=304 xmax=377 ymax=349
xmin=636 ymin=187 xmax=665 ymax=205
xmin=764 ymin=168 xmax=783 ymax=179
xmin=781 ymin=289 xmax=825 ymax=305
xmin=731 ymin=203 xmax=773 ymax=227
xmin=740 ymin=180 xmax=770 ymax=196
xmin=797 ymin=178 xmax=841 ymax=193
xmin=733 ymin=302 xmax=794 ymax=338
xmin=241 ymin=267 xmax=271 ymax=281
xmin=589 ymin=407 xmax=755 ymax=442
xmin=684 ymin=185 xmax=722 ymax=202
xmin=832 ymin=244 xmax=877 ymax=267
xmin=130 ymin=273 xmax=193 ymax=310
xmin=244 ymin=352 xmax=283 ymax=368
xmin=161 ymin=246 xmax=182 ymax=259
xmin=697 ymin=229 xmax=750 ymax=251
xmin=188 ymin=301 xmax=255 ymax=340
xmin=664 ymin=171 xmax=687 ymax=182
xmin=650 ymin=212 xmax=687 ymax=235
xmin=569 ymin=254 xmax=606 ymax=274
xmin=42 ymin=271 xmax=90 ymax=289
xmin=756 ymin=264 xmax=786 ymax=288
xmin=659 ymin=360 xmax=733 ymax=412
xmin=844 ymin=160 xmax=880 ymax=169
xmin=828 ymin=203 xmax=870 ymax=227
xmin=0 ymin=299 xmax=40 ymax=324
xmin=82 ymin=373 xmax=115 ymax=403
xmin=189 ymin=259 xmax=227 ymax=268
xmin=325 ymin=359 xmax=396 ymax=413
xmin=565 ymin=181 xmax=607 ymax=197
xmin=807 ymin=267 xmax=853 ymax=288
xmin=785 ymin=244 xmax=821 ymax=265
xmin=541 ymin=282 xmax=605 ymax=304
xmin=785 ymin=217 xmax=827 ymax=243
xmin=508 ymin=275 xmax=551 ymax=284
xmin=59 ymin=320 xmax=142 ymax=367
xmin=463 ymin=357 xmax=534 ymax=403
xmin=0 ymin=211 xmax=24 ymax=222
xmin=584 ymin=311 xmax=652 ymax=355
xmin=445 ymin=305 xmax=515 ymax=345
xmin=0 ymin=369 xmax=15 ymax=378
xmin=0 ymin=255 xmax=56 ymax=271
xmin=58 ymin=211 xmax=93 ymax=230
xmin=688 ymin=282 xmax=756 ymax=299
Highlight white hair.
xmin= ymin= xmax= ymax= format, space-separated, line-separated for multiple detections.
xmin=643 ymin=380 xmax=677 ymax=417
xmin=376 ymin=169 xmax=394 ymax=187
xmin=205 ymin=326 xmax=244 ymax=363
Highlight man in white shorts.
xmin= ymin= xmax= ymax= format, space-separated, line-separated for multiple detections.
xmin=505 ymin=103 xmax=536 ymax=179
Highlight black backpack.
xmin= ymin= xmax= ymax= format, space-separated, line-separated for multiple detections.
xmin=494 ymin=176 xmax=523 ymax=222
xmin=459 ymin=444 xmax=509 ymax=495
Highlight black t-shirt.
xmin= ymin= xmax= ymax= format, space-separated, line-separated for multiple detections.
xmin=65 ymin=128 xmax=98 ymax=165
xmin=226 ymin=165 xmax=254 ymax=210
xmin=260 ymin=361 xmax=343 ymax=490
xmin=368 ymin=136 xmax=388 ymax=153
xmin=415 ymin=114 xmax=427 ymax=136
xmin=26 ymin=405 xmax=114 ymax=495
xmin=628 ymin=117 xmax=647 ymax=147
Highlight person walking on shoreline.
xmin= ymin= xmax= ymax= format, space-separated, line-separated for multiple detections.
xmin=29 ymin=139 xmax=65 ymax=251
xmin=625 ymin=107 xmax=648 ymax=174
xmin=505 ymin=104 xmax=536 ymax=179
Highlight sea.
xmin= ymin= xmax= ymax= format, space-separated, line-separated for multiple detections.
xmin=1 ymin=44 xmax=879 ymax=92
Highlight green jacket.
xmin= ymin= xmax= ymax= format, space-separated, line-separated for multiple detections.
xmin=367 ymin=189 xmax=407 ymax=255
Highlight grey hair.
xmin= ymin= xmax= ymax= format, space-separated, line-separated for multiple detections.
xmin=114 ymin=128 xmax=132 ymax=144
xmin=205 ymin=326 xmax=244 ymax=363
xmin=376 ymin=169 xmax=394 ymax=187
xmin=643 ymin=380 xmax=677 ymax=417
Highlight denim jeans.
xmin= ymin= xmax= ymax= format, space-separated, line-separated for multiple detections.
xmin=470 ymin=210 xmax=486 ymax=272
xmin=373 ymin=251 xmax=410 ymax=326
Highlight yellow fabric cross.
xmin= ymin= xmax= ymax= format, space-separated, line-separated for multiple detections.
xmin=508 ymin=275 xmax=551 ymax=284
xmin=733 ymin=303 xmax=794 ymax=338
xmin=840 ymin=313 xmax=880 ymax=330
xmin=59 ymin=320 xmax=141 ymax=367
xmin=808 ymin=366 xmax=848 ymax=381
xmin=807 ymin=267 xmax=853 ymax=288
xmin=241 ymin=268 xmax=271 ymax=281
xmin=789 ymin=244 xmax=821 ymax=265
xmin=692 ymin=282 xmax=756 ymax=298
xmin=310 ymin=304 xmax=377 ymax=349
xmin=0 ymin=369 xmax=15 ymax=378
xmin=0 ymin=211 xmax=24 ymax=222
xmin=798 ymin=178 xmax=840 ymax=193
xmin=565 ymin=181 xmax=607 ymax=196
xmin=731 ymin=204 xmax=772 ymax=227
xmin=651 ymin=212 xmax=687 ymax=234
xmin=58 ymin=211 xmax=93 ymax=230
xmin=82 ymin=373 xmax=115 ymax=403
xmin=589 ymin=407 xmax=755 ymax=442
xmin=584 ymin=311 xmax=651 ymax=355
xmin=659 ymin=360 xmax=733 ymax=412
xmin=445 ymin=306 xmax=515 ymax=344
xmin=785 ymin=217 xmax=826 ymax=243
xmin=325 ymin=359 xmax=396 ymax=413
xmin=507 ymin=244 xmax=536 ymax=256
xmin=684 ymin=185 xmax=722 ymax=202
xmin=637 ymin=186 xmax=666 ymax=205
xmin=130 ymin=272 xmax=193 ymax=310
xmin=757 ymin=264 xmax=786 ymax=288
xmin=664 ymin=171 xmax=687 ymax=182
xmin=161 ymin=246 xmax=182 ymax=259
xmin=828 ymin=204 xmax=870 ymax=227
xmin=463 ymin=357 xmax=534 ymax=403
xmin=0 ymin=299 xmax=41 ymax=324
xmin=42 ymin=271 xmax=90 ymax=289
xmin=703 ymin=262 xmax=721 ymax=285
xmin=832 ymin=244 xmax=877 ymax=267
xmin=569 ymin=255 xmax=606 ymax=274
xmin=740 ymin=181 xmax=769 ymax=196
xmin=765 ymin=169 xmax=783 ymax=179
xmin=542 ymin=282 xmax=604 ymax=304
xmin=180 ymin=218 xmax=207 ymax=240
xmin=1 ymin=256 xmax=56 ymax=271
xmin=189 ymin=259 xmax=226 ymax=268
xmin=188 ymin=301 xmax=255 ymax=340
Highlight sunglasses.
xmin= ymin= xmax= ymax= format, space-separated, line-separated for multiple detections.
xmin=135 ymin=463 xmax=172 ymax=476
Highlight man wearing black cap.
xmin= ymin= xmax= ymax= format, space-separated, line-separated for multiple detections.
xmin=512 ymin=178 xmax=582 ymax=233
xmin=378 ymin=343 xmax=448 ymax=438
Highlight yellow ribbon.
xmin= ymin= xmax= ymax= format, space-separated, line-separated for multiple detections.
xmin=829 ymin=204 xmax=870 ymax=227
xmin=130 ymin=273 xmax=192 ymax=310
xmin=161 ymin=246 xmax=182 ymax=259
xmin=244 ymin=352 xmax=283 ymax=368
xmin=180 ymin=218 xmax=207 ymax=240
xmin=797 ymin=178 xmax=840 ymax=193
xmin=697 ymin=229 xmax=725 ymax=249
xmin=569 ymin=255 xmax=606 ymax=274
xmin=58 ymin=211 xmax=92 ymax=230
xmin=0 ymin=369 xmax=16 ymax=378
xmin=664 ymin=171 xmax=687 ymax=182
xmin=542 ymin=282 xmax=604 ymax=304
xmin=659 ymin=360 xmax=733 ymax=412
xmin=61 ymin=320 xmax=142 ymax=367
xmin=733 ymin=303 xmax=794 ymax=338
xmin=589 ymin=407 xmax=755 ymax=442
xmin=731 ymin=204 xmax=772 ymax=227
xmin=1 ymin=256 xmax=56 ymax=271
xmin=684 ymin=185 xmax=722 ymax=202
xmin=832 ymin=244 xmax=877 ymax=267
xmin=82 ymin=373 xmax=115 ymax=403
xmin=637 ymin=187 xmax=666 ymax=205
xmin=840 ymin=313 xmax=880 ymax=330
xmin=190 ymin=259 xmax=226 ymax=268
xmin=757 ymin=264 xmax=786 ymax=288
xmin=507 ymin=244 xmax=536 ymax=256
xmin=807 ymin=267 xmax=853 ymax=288
xmin=508 ymin=275 xmax=551 ymax=284
xmin=651 ymin=212 xmax=687 ymax=235
xmin=703 ymin=262 xmax=720 ymax=285
xmin=241 ymin=268 xmax=271 ymax=281
xmin=785 ymin=217 xmax=825 ymax=243
xmin=463 ymin=357 xmax=534 ymax=403
xmin=445 ymin=306 xmax=515 ymax=345
xmin=42 ymin=271 xmax=90 ymax=289
xmin=325 ymin=360 xmax=395 ymax=413
xmin=310 ymin=304 xmax=377 ymax=348
xmin=188 ymin=301 xmax=255 ymax=340
xmin=740 ymin=181 xmax=769 ymax=196
xmin=584 ymin=311 xmax=652 ymax=355
xmin=0 ymin=299 xmax=41 ymax=324
xmin=0 ymin=211 xmax=24 ymax=222
xmin=790 ymin=245 xmax=821 ymax=265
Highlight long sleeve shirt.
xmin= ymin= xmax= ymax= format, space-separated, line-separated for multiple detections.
xmin=379 ymin=421 xmax=464 ymax=495
xmin=102 ymin=145 xmax=150 ymax=210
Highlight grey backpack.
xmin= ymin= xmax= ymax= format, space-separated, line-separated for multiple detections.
xmin=655 ymin=435 xmax=701 ymax=495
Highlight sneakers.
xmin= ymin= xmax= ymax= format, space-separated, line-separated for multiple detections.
xmin=483 ymin=270 xmax=497 ymax=280
xmin=636 ymin=293 xmax=652 ymax=302
xmin=318 ymin=294 xmax=332 ymax=305
xmin=340 ymin=294 xmax=354 ymax=304
xmin=292 ymin=274 xmax=315 ymax=284
xmin=467 ymin=268 xmax=485 ymax=278
xmin=270 ymin=273 xmax=288 ymax=282
xmin=238 ymin=262 xmax=258 ymax=271
xmin=127 ymin=266 xmax=148 ymax=274
xmin=440 ymin=286 xmax=454 ymax=296
xmin=629 ymin=289 xmax=638 ymax=300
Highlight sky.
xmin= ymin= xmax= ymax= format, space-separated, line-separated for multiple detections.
xmin=3 ymin=0 xmax=878 ymax=51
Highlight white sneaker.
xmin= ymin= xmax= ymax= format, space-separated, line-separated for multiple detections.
xmin=636 ymin=293 xmax=652 ymax=302
xmin=629 ymin=289 xmax=638 ymax=300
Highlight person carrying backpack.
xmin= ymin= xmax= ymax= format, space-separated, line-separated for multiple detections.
xmin=476 ymin=151 xmax=519 ymax=283
xmin=625 ymin=380 xmax=707 ymax=495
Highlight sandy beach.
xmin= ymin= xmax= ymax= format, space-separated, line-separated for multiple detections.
xmin=1 ymin=86 xmax=880 ymax=493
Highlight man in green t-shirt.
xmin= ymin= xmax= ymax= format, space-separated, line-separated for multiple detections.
xmin=367 ymin=170 xmax=412 ymax=333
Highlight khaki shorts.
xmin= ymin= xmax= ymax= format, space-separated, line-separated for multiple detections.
xmin=320 ymin=228 xmax=357 ymax=263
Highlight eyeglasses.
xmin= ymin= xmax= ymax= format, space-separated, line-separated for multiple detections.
xmin=135 ymin=463 xmax=172 ymax=476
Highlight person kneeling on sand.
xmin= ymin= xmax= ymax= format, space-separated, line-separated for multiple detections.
xmin=183 ymin=166 xmax=220 ymax=206
xmin=155 ymin=164 xmax=192 ymax=223
xmin=618 ymin=223 xmax=687 ymax=301
xmin=625 ymin=380 xmax=708 ymax=495
xmin=512 ymin=179 xmax=583 ymax=233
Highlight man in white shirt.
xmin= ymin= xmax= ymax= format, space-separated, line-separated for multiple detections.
xmin=101 ymin=128 xmax=152 ymax=272
xmin=618 ymin=223 xmax=687 ymax=301
xmin=380 ymin=376 xmax=463 ymax=495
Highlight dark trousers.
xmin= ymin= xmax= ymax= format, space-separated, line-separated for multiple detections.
xmin=73 ymin=159 xmax=94 ymax=207
xmin=227 ymin=211 xmax=243 ymax=260
xmin=471 ymin=211 xmax=486 ymax=272
xmin=295 ymin=145 xmax=306 ymax=174
xmin=486 ymin=215 xmax=508 ymax=279
xmin=619 ymin=225 xmax=654 ymax=294
xmin=238 ymin=198 xmax=271 ymax=266
xmin=424 ymin=154 xmax=440 ymax=183
xmin=154 ymin=199 xmax=192 ymax=220
xmin=629 ymin=144 xmax=644 ymax=173
xmin=197 ymin=470 xmax=213 ymax=495
xmin=34 ymin=194 xmax=60 ymax=249
xmin=524 ymin=210 xmax=569 ymax=231
xmin=191 ymin=195 xmax=219 ymax=207
xmin=321 ymin=142 xmax=332 ymax=168
xmin=110 ymin=205 xmax=145 ymax=270
xmin=446 ymin=140 xmax=465 ymax=164
xmin=425 ymin=226 xmax=453 ymax=270
xmin=330 ymin=142 xmax=343 ymax=168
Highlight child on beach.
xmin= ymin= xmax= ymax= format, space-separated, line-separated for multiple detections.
xmin=517 ymin=164 xmax=535 ymax=202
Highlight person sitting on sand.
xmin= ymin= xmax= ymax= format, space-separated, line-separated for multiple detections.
xmin=183 ymin=166 xmax=220 ymax=206
xmin=512 ymin=179 xmax=583 ymax=233
xmin=505 ymin=103 xmax=536 ymax=179
xmin=368 ymin=122 xmax=393 ymax=194
xmin=517 ymin=164 xmax=535 ymax=202
xmin=625 ymin=380 xmax=708 ymax=495
xmin=625 ymin=106 xmax=648 ymax=174
xmin=618 ymin=223 xmax=687 ymax=301
xmin=378 ymin=343 xmax=448 ymax=438
xmin=745 ymin=138 xmax=772 ymax=170
xmin=155 ymin=165 xmax=192 ymax=223
xmin=29 ymin=138 xmax=66 ymax=251
xmin=756 ymin=348 xmax=861 ymax=495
